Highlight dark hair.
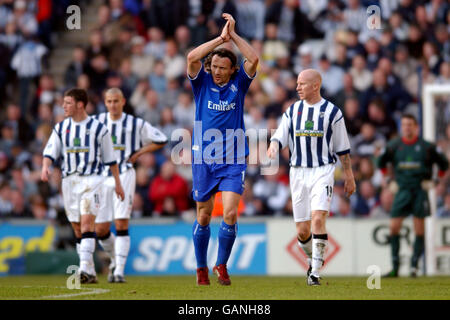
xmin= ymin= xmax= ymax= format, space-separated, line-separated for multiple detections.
xmin=64 ymin=88 xmax=88 ymax=107
xmin=204 ymin=48 xmax=238 ymax=73
xmin=401 ymin=113 xmax=418 ymax=124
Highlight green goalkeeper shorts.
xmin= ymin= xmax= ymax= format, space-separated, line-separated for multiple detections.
xmin=391 ymin=188 xmax=430 ymax=218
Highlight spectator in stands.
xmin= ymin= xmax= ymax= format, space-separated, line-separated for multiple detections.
xmin=370 ymin=187 xmax=394 ymax=218
xmin=349 ymin=54 xmax=372 ymax=92
xmin=332 ymin=72 xmax=361 ymax=108
xmin=130 ymin=35 xmax=154 ymax=80
xmin=0 ymin=181 xmax=13 ymax=217
xmin=352 ymin=179 xmax=378 ymax=217
xmin=388 ymin=10 xmax=409 ymax=42
xmin=344 ymin=29 xmax=365 ymax=60
xmin=422 ymin=41 xmax=442 ymax=75
xmin=334 ymin=195 xmax=354 ymax=218
xmin=174 ymin=25 xmax=193 ymax=56
xmin=148 ymin=59 xmax=167 ymax=96
xmin=11 ymin=36 xmax=48 ymax=117
xmin=149 ymin=160 xmax=189 ymax=215
xmin=159 ymin=107 xmax=177 ymax=141
xmin=415 ymin=5 xmax=434 ymax=41
xmin=8 ymin=0 xmax=38 ymax=37
xmin=405 ymin=24 xmax=426 ymax=60
xmin=135 ymin=166 xmax=153 ymax=216
xmin=64 ymin=46 xmax=87 ymax=89
xmin=266 ymin=0 xmax=322 ymax=51
xmin=108 ymin=27 xmax=133 ymax=70
xmin=360 ymin=68 xmax=411 ymax=119
xmin=8 ymin=188 xmax=33 ymax=218
xmin=0 ymin=21 xmax=23 ymax=52
xmin=342 ymin=97 xmax=363 ymax=140
xmin=333 ymin=42 xmax=351 ymax=71
xmin=364 ymin=37 xmax=382 ymax=71
xmin=252 ymin=170 xmax=290 ymax=216
xmin=3 ymin=103 xmax=32 ymax=147
xmin=163 ymin=39 xmax=185 ymax=80
xmin=353 ymin=122 xmax=386 ymax=158
xmin=0 ymin=123 xmax=15 ymax=158
xmin=379 ymin=27 xmax=398 ymax=60
xmin=437 ymin=193 xmax=450 ymax=218
xmin=135 ymin=88 xmax=161 ymax=127
xmin=392 ymin=44 xmax=419 ymax=98
xmin=262 ymin=23 xmax=289 ymax=68
xmin=437 ymin=62 xmax=450 ymax=84
xmin=173 ymin=90 xmax=195 ymax=129
xmin=318 ymin=54 xmax=344 ymax=101
xmin=144 ymin=27 xmax=167 ymax=60
xmin=85 ymin=53 xmax=109 ymax=96
xmin=366 ymin=99 xmax=398 ymax=140
xmin=85 ymin=29 xmax=109 ymax=61
xmin=433 ymin=24 xmax=449 ymax=62
xmin=234 ymin=0 xmax=265 ymax=41
xmin=342 ymin=0 xmax=366 ymax=32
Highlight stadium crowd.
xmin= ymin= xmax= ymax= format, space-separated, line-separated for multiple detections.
xmin=0 ymin=0 xmax=449 ymax=226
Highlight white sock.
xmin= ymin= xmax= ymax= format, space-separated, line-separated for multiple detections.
xmin=99 ymin=232 xmax=116 ymax=269
xmin=80 ymin=236 xmax=96 ymax=275
xmin=297 ymin=235 xmax=312 ymax=262
xmin=114 ymin=234 xmax=130 ymax=276
xmin=311 ymin=234 xmax=328 ymax=277
xmin=76 ymin=239 xmax=81 ymax=257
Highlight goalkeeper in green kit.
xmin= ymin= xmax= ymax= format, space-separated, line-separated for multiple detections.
xmin=377 ymin=114 xmax=448 ymax=277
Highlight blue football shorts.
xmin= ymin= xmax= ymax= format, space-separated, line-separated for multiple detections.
xmin=192 ymin=163 xmax=246 ymax=202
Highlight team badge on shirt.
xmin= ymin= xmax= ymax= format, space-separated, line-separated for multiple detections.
xmin=305 ymin=120 xmax=314 ymax=130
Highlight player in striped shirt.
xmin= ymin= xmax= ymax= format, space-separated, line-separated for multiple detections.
xmin=95 ymin=88 xmax=168 ymax=283
xmin=267 ymin=69 xmax=356 ymax=286
xmin=41 ymin=88 xmax=125 ymax=284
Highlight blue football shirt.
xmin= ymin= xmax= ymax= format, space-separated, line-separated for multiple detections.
xmin=189 ymin=61 xmax=254 ymax=165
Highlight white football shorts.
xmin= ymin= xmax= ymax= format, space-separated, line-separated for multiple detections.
xmin=96 ymin=168 xmax=136 ymax=223
xmin=62 ymin=174 xmax=105 ymax=223
xmin=289 ymin=164 xmax=335 ymax=222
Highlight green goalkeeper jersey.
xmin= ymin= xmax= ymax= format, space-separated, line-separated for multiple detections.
xmin=377 ymin=137 xmax=448 ymax=189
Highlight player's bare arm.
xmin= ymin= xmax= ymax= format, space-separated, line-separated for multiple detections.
xmin=267 ymin=140 xmax=280 ymax=159
xmin=41 ymin=157 xmax=53 ymax=182
xmin=110 ymin=163 xmax=125 ymax=201
xmin=339 ymin=153 xmax=356 ymax=197
xmin=128 ymin=142 xmax=166 ymax=164
xmin=186 ymin=21 xmax=230 ymax=78
xmin=223 ymin=13 xmax=259 ymax=76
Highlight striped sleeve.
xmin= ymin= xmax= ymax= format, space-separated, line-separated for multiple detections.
xmin=270 ymin=107 xmax=292 ymax=149
xmin=99 ymin=125 xmax=117 ymax=166
xmin=43 ymin=125 xmax=62 ymax=162
xmin=140 ymin=119 xmax=168 ymax=145
xmin=332 ymin=109 xmax=351 ymax=155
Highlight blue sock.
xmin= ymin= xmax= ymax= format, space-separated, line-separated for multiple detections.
xmin=216 ymin=221 xmax=237 ymax=266
xmin=192 ymin=220 xmax=210 ymax=268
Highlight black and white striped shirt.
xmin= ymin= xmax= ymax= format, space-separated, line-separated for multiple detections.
xmin=43 ymin=116 xmax=116 ymax=177
xmin=271 ymin=98 xmax=351 ymax=168
xmin=95 ymin=112 xmax=168 ymax=175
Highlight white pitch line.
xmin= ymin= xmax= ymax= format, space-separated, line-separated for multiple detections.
xmin=17 ymin=286 xmax=110 ymax=299
xmin=41 ymin=287 xmax=110 ymax=299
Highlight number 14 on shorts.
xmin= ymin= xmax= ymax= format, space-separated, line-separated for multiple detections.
xmin=325 ymin=186 xmax=333 ymax=198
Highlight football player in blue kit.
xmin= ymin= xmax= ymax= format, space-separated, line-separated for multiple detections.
xmin=186 ymin=13 xmax=259 ymax=286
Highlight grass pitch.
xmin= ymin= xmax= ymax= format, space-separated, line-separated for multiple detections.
xmin=0 ymin=275 xmax=449 ymax=300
